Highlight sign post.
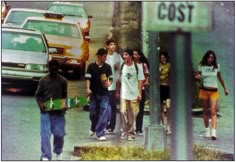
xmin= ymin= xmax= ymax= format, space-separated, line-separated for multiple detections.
xmin=142 ymin=1 xmax=212 ymax=160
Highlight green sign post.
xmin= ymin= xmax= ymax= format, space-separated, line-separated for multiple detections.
xmin=142 ymin=1 xmax=212 ymax=160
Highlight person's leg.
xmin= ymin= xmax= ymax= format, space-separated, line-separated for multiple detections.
xmin=127 ymin=99 xmax=139 ymax=139
xmin=107 ymin=90 xmax=117 ymax=132
xmin=40 ymin=113 xmax=52 ymax=160
xmin=89 ymin=95 xmax=99 ymax=132
xmin=209 ymin=91 xmax=219 ymax=140
xmin=166 ymin=98 xmax=171 ymax=134
xmin=120 ymin=99 xmax=128 ymax=139
xmin=199 ymin=89 xmax=211 ymax=137
xmin=52 ymin=114 xmax=65 ymax=155
xmin=95 ymin=95 xmax=110 ymax=138
xmin=136 ymin=89 xmax=145 ymax=134
xmin=160 ymin=86 xmax=165 ymax=126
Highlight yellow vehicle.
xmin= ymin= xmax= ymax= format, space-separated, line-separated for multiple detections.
xmin=48 ymin=2 xmax=92 ymax=40
xmin=21 ymin=13 xmax=89 ymax=79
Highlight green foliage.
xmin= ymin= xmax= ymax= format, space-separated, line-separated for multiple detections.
xmin=76 ymin=144 xmax=224 ymax=160
xmin=193 ymin=144 xmax=223 ymax=160
xmin=79 ymin=146 xmax=169 ymax=160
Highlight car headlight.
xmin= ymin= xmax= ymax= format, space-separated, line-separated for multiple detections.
xmin=26 ymin=64 xmax=48 ymax=71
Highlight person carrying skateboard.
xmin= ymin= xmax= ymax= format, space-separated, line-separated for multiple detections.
xmin=85 ymin=48 xmax=113 ymax=141
xmin=35 ymin=59 xmax=67 ymax=160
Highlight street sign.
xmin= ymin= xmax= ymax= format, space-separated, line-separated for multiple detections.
xmin=142 ymin=2 xmax=212 ymax=32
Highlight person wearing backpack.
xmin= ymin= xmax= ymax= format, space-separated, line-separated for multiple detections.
xmin=116 ymin=48 xmax=144 ymax=141
xmin=133 ymin=49 xmax=149 ymax=136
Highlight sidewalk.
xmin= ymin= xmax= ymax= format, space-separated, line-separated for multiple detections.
xmin=68 ymin=108 xmax=234 ymax=160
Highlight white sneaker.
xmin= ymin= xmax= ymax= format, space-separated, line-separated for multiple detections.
xmin=56 ymin=153 xmax=63 ymax=160
xmin=127 ymin=136 xmax=135 ymax=141
xmin=41 ymin=157 xmax=49 ymax=161
xmin=211 ymin=129 xmax=216 ymax=140
xmin=205 ymin=127 xmax=210 ymax=137
xmin=120 ymin=133 xmax=126 ymax=140
xmin=89 ymin=130 xmax=95 ymax=136
xmin=97 ymin=136 xmax=106 ymax=141
xmin=166 ymin=125 xmax=172 ymax=135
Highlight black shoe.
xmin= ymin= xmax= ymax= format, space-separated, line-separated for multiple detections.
xmin=211 ymin=136 xmax=216 ymax=140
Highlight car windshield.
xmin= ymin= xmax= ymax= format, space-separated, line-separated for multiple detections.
xmin=23 ymin=20 xmax=81 ymax=39
xmin=5 ymin=10 xmax=44 ymax=25
xmin=48 ymin=4 xmax=87 ymax=17
xmin=2 ymin=31 xmax=46 ymax=52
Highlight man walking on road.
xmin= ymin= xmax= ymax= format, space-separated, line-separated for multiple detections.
xmin=116 ymin=48 xmax=144 ymax=141
xmin=35 ymin=60 xmax=68 ymax=161
xmin=85 ymin=48 xmax=113 ymax=141
xmin=105 ymin=38 xmax=123 ymax=133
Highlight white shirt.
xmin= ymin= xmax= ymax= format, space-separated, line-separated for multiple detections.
xmin=106 ymin=52 xmax=123 ymax=91
xmin=198 ymin=64 xmax=220 ymax=88
xmin=120 ymin=62 xmax=145 ymax=100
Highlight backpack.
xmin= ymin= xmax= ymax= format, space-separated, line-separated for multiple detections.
xmin=120 ymin=62 xmax=138 ymax=76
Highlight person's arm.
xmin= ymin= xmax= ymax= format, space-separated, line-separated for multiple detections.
xmin=217 ymin=72 xmax=228 ymax=96
xmin=86 ymin=79 xmax=92 ymax=97
xmin=137 ymin=80 xmax=142 ymax=101
xmin=115 ymin=76 xmax=121 ymax=99
xmin=35 ymin=80 xmax=45 ymax=112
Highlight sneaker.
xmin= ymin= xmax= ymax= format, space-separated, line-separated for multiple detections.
xmin=106 ymin=129 xmax=113 ymax=134
xmin=120 ymin=133 xmax=127 ymax=140
xmin=89 ymin=130 xmax=95 ymax=136
xmin=127 ymin=136 xmax=135 ymax=141
xmin=41 ymin=157 xmax=49 ymax=161
xmin=97 ymin=136 xmax=106 ymax=141
xmin=166 ymin=125 xmax=172 ymax=135
xmin=136 ymin=131 xmax=143 ymax=136
xmin=211 ymin=129 xmax=216 ymax=140
xmin=205 ymin=127 xmax=210 ymax=138
xmin=56 ymin=154 xmax=63 ymax=160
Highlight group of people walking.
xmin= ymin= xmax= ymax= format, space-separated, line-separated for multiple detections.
xmin=35 ymin=36 xmax=228 ymax=160
xmin=85 ymin=39 xmax=150 ymax=141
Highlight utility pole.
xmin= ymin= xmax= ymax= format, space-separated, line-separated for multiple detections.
xmin=169 ymin=32 xmax=193 ymax=160
xmin=144 ymin=31 xmax=166 ymax=150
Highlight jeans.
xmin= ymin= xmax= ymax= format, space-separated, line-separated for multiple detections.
xmin=40 ymin=112 xmax=65 ymax=160
xmin=136 ymin=89 xmax=146 ymax=133
xmin=89 ymin=94 xmax=111 ymax=137
xmin=106 ymin=90 xmax=117 ymax=131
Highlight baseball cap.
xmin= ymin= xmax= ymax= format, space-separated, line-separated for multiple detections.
xmin=96 ymin=48 xmax=107 ymax=56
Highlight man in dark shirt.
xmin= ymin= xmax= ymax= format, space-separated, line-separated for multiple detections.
xmin=35 ymin=60 xmax=67 ymax=160
xmin=85 ymin=48 xmax=113 ymax=141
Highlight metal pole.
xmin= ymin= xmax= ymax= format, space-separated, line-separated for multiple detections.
xmin=169 ymin=32 xmax=193 ymax=160
xmin=148 ymin=31 xmax=159 ymax=125
xmin=144 ymin=31 xmax=166 ymax=151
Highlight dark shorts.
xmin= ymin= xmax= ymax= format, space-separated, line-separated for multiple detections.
xmin=160 ymin=85 xmax=170 ymax=103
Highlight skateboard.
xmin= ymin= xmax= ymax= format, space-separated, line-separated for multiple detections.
xmin=43 ymin=96 xmax=88 ymax=111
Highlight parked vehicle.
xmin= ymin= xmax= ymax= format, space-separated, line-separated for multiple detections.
xmin=2 ymin=27 xmax=49 ymax=87
xmin=21 ymin=13 xmax=89 ymax=79
xmin=3 ymin=8 xmax=49 ymax=27
xmin=48 ymin=2 xmax=92 ymax=40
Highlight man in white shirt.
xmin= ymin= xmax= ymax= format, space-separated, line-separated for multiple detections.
xmin=116 ymin=48 xmax=144 ymax=141
xmin=105 ymin=39 xmax=123 ymax=133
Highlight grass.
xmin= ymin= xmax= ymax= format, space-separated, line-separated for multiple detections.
xmin=75 ymin=144 xmax=226 ymax=160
